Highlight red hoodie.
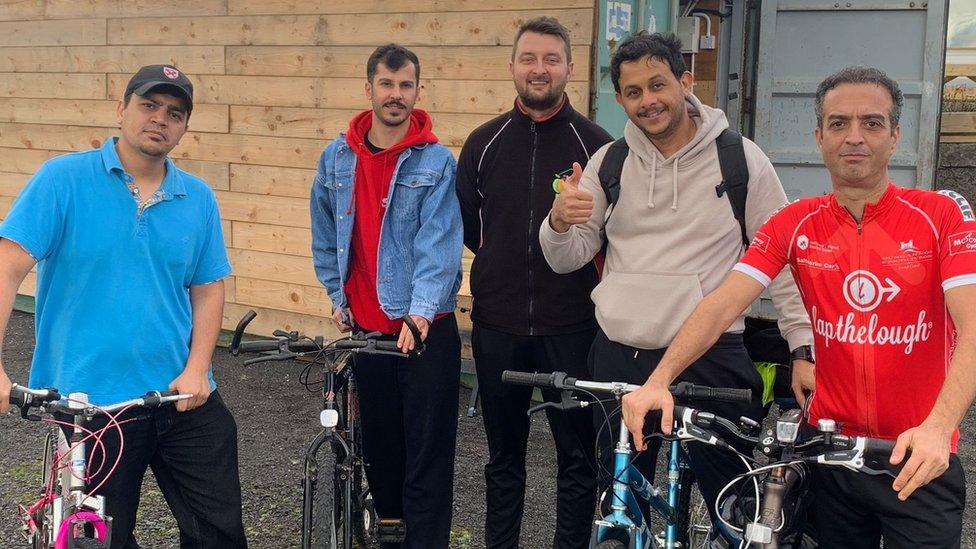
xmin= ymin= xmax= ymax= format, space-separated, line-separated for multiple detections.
xmin=343 ymin=109 xmax=439 ymax=334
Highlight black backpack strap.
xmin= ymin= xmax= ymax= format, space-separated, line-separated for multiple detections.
xmin=714 ymin=128 xmax=751 ymax=247
xmin=597 ymin=137 xmax=629 ymax=217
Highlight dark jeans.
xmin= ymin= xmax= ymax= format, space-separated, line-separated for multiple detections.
xmin=69 ymin=390 xmax=246 ymax=549
xmin=813 ymin=454 xmax=965 ymax=548
xmin=473 ymin=323 xmax=598 ymax=549
xmin=351 ymin=314 xmax=461 ymax=549
xmin=589 ymin=330 xmax=765 ymax=523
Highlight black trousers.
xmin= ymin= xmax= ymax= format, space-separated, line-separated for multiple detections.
xmin=589 ymin=330 xmax=765 ymax=523
xmin=472 ymin=323 xmax=598 ymax=549
xmin=351 ymin=314 xmax=461 ymax=549
xmin=813 ymin=454 xmax=965 ymax=548
xmin=70 ymin=391 xmax=246 ymax=549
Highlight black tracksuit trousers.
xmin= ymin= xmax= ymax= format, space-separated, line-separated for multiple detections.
xmin=473 ymin=323 xmax=599 ymax=549
xmin=351 ymin=315 xmax=461 ymax=549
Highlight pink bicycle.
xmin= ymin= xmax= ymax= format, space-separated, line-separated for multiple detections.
xmin=8 ymin=384 xmax=190 ymax=549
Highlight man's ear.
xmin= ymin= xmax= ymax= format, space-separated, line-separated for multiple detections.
xmin=680 ymin=71 xmax=695 ymax=96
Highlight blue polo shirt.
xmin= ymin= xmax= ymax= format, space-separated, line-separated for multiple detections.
xmin=0 ymin=138 xmax=231 ymax=404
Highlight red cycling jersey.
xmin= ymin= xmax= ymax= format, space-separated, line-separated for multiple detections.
xmin=735 ymin=183 xmax=976 ymax=451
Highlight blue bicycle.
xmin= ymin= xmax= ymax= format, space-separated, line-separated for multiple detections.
xmin=501 ymin=371 xmax=754 ymax=549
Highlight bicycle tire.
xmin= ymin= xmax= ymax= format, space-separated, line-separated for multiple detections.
xmin=308 ymin=438 xmax=345 ymax=548
xmin=676 ymin=466 xmax=713 ymax=549
xmin=594 ymin=540 xmax=627 ymax=549
xmin=71 ymin=538 xmax=107 ymax=549
xmin=30 ymin=430 xmax=58 ymax=549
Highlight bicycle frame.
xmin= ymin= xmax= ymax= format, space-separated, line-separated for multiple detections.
xmin=19 ymin=393 xmax=112 ymax=549
xmin=593 ymin=416 xmax=696 ymax=549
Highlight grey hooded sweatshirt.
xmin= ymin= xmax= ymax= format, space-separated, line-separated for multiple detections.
xmin=539 ymin=95 xmax=813 ymax=351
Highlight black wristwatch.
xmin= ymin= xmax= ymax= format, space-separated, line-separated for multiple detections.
xmin=790 ymin=345 xmax=815 ymax=364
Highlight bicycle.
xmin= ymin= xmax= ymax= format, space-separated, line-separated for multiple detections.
xmin=229 ymin=310 xmax=422 ymax=549
xmin=707 ymin=404 xmax=908 ymax=548
xmin=501 ymin=370 xmax=756 ymax=549
xmin=7 ymin=385 xmax=190 ymax=549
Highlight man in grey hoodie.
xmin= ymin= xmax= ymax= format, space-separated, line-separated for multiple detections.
xmin=538 ymin=32 xmax=814 ymax=519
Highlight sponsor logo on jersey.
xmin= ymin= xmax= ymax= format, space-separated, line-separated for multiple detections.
xmin=797 ymin=234 xmax=809 ymax=250
xmin=812 ymin=306 xmax=933 ymax=355
xmin=751 ymin=231 xmax=770 ymax=253
xmin=899 ymin=240 xmax=920 ymax=254
xmin=949 ymin=230 xmax=976 ymax=256
xmin=938 ymin=190 xmax=975 ymax=222
xmin=842 ymin=270 xmax=900 ymax=312
xmin=811 ymin=270 xmax=933 ymax=355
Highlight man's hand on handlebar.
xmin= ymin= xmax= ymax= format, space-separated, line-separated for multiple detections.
xmin=168 ymin=368 xmax=211 ymax=412
xmin=0 ymin=365 xmax=10 ymax=414
xmin=332 ymin=308 xmax=353 ymax=333
xmin=397 ymin=315 xmax=429 ymax=354
xmin=889 ymin=421 xmax=952 ymax=501
xmin=622 ymin=380 xmax=674 ymax=451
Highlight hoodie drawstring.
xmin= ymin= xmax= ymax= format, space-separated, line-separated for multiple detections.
xmin=671 ymin=160 xmax=679 ymax=211
xmin=647 ymin=153 xmax=657 ymax=209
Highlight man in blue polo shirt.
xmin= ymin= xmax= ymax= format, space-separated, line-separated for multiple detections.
xmin=0 ymin=65 xmax=246 ymax=548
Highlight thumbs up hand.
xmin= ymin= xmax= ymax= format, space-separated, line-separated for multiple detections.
xmin=549 ymin=162 xmax=593 ymax=234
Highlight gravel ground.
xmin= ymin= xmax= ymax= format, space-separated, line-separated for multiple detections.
xmin=2 ymin=309 xmax=975 ymax=548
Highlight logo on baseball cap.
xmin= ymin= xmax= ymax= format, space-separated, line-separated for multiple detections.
xmin=124 ymin=64 xmax=194 ymax=112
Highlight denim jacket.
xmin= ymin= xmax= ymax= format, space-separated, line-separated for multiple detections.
xmin=310 ymin=135 xmax=463 ymax=322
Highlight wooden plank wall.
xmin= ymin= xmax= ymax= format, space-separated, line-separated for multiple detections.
xmin=0 ymin=0 xmax=597 ymax=342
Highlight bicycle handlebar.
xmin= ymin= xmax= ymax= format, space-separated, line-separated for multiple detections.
xmin=500 ymin=370 xmax=752 ymax=405
xmin=229 ymin=310 xmax=409 ymax=364
xmin=8 ymin=385 xmax=191 ymax=418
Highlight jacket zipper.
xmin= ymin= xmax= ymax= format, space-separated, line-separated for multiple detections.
xmin=852 ymin=217 xmax=876 ymax=436
xmin=527 ymin=122 xmax=538 ymax=336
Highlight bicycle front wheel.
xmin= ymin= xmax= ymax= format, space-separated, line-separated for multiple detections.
xmin=676 ymin=467 xmax=713 ymax=549
xmin=308 ymin=437 xmax=347 ymax=548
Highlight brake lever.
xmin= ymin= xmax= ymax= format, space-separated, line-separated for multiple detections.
xmin=273 ymin=329 xmax=300 ymax=340
xmin=243 ymin=352 xmax=297 ymax=366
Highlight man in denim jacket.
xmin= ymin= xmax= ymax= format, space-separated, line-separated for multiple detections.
xmin=310 ymin=44 xmax=463 ymax=548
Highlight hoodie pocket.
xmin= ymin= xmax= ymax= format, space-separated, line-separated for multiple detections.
xmin=591 ymin=271 xmax=704 ymax=350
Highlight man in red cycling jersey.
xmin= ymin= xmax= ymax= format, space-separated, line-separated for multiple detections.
xmin=621 ymin=66 xmax=975 ymax=548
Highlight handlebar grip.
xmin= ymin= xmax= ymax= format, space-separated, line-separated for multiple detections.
xmin=861 ymin=437 xmax=909 ymax=477
xmin=707 ymin=387 xmax=753 ymax=404
xmin=287 ymin=341 xmax=325 ymax=353
xmin=501 ymin=371 xmax=558 ymax=388
xmin=670 ymin=382 xmax=752 ymax=404
xmin=863 ymin=437 xmax=896 ymax=456
xmin=373 ymin=340 xmax=402 ymax=352
xmin=235 ymin=340 xmax=282 ymax=353
xmin=8 ymin=385 xmax=29 ymax=407
xmin=230 ymin=310 xmax=258 ymax=355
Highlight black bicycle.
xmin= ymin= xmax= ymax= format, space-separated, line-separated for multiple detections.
xmin=230 ymin=310 xmax=422 ymax=549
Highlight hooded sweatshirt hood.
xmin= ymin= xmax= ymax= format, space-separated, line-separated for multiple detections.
xmin=346 ymin=108 xmax=438 ymax=157
xmin=623 ymin=93 xmax=728 ymax=211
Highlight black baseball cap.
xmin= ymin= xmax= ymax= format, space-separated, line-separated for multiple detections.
xmin=124 ymin=64 xmax=194 ymax=112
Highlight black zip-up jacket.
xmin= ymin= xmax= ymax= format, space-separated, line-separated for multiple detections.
xmin=456 ymin=98 xmax=613 ymax=336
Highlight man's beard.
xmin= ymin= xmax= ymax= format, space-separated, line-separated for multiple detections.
xmin=517 ymin=82 xmax=564 ymax=111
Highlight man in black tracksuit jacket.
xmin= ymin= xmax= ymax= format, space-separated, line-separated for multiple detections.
xmin=455 ymin=17 xmax=613 ymax=549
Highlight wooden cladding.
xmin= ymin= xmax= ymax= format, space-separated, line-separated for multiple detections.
xmin=0 ymin=1 xmax=597 ymax=341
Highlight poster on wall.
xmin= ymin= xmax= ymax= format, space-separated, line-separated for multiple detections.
xmin=607 ymin=2 xmax=632 ymax=42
